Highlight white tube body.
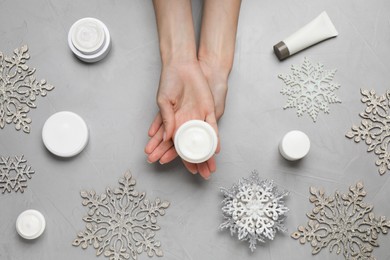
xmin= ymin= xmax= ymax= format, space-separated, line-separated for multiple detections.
xmin=284 ymin=11 xmax=338 ymax=55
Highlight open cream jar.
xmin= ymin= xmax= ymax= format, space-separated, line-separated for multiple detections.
xmin=16 ymin=210 xmax=46 ymax=240
xmin=174 ymin=120 xmax=218 ymax=164
xmin=68 ymin=17 xmax=111 ymax=63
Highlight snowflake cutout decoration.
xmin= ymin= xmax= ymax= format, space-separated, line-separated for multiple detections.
xmin=278 ymin=57 xmax=341 ymax=122
xmin=73 ymin=170 xmax=170 ymax=260
xmin=219 ymin=171 xmax=289 ymax=252
xmin=346 ymin=89 xmax=390 ymax=175
xmin=292 ymin=182 xmax=390 ymax=260
xmin=0 ymin=155 xmax=35 ymax=193
xmin=0 ymin=45 xmax=54 ymax=133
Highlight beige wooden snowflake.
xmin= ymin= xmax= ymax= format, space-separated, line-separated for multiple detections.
xmin=0 ymin=155 xmax=34 ymax=193
xmin=0 ymin=45 xmax=54 ymax=133
xmin=292 ymin=182 xmax=390 ymax=259
xmin=73 ymin=170 xmax=170 ymax=260
xmin=346 ymin=89 xmax=390 ymax=175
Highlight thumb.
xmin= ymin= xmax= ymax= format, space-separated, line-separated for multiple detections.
xmin=157 ymin=98 xmax=175 ymax=141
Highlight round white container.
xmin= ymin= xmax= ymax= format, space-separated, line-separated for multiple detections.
xmin=42 ymin=111 xmax=89 ymax=157
xmin=174 ymin=120 xmax=218 ymax=164
xmin=68 ymin=17 xmax=111 ymax=63
xmin=279 ymin=130 xmax=310 ymax=161
xmin=16 ymin=210 xmax=46 ymax=240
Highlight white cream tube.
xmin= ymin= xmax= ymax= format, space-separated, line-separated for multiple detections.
xmin=274 ymin=11 xmax=338 ymax=60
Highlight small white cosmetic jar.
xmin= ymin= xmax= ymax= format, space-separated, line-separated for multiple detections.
xmin=16 ymin=210 xmax=46 ymax=240
xmin=279 ymin=130 xmax=310 ymax=161
xmin=174 ymin=120 xmax=218 ymax=164
xmin=42 ymin=111 xmax=89 ymax=157
xmin=68 ymin=17 xmax=111 ymax=63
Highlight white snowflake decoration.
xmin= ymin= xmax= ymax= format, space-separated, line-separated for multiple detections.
xmin=0 ymin=45 xmax=54 ymax=133
xmin=73 ymin=170 xmax=170 ymax=260
xmin=346 ymin=89 xmax=390 ymax=175
xmin=278 ymin=57 xmax=341 ymax=122
xmin=219 ymin=171 xmax=289 ymax=251
xmin=0 ymin=155 xmax=35 ymax=193
xmin=292 ymin=181 xmax=390 ymax=260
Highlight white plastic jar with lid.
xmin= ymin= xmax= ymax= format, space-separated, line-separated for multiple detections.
xmin=279 ymin=130 xmax=310 ymax=161
xmin=42 ymin=111 xmax=89 ymax=157
xmin=68 ymin=17 xmax=111 ymax=63
xmin=174 ymin=120 xmax=218 ymax=164
xmin=16 ymin=209 xmax=46 ymax=240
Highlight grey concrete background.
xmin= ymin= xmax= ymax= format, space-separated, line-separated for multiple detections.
xmin=1 ymin=0 xmax=390 ymax=259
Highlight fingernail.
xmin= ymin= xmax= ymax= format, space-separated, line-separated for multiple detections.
xmin=163 ymin=132 xmax=166 ymax=142
xmin=147 ymin=159 xmax=153 ymax=164
xmin=159 ymin=160 xmax=164 ymax=165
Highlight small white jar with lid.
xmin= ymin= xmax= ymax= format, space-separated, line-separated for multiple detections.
xmin=68 ymin=17 xmax=111 ymax=63
xmin=16 ymin=209 xmax=46 ymax=240
xmin=42 ymin=111 xmax=89 ymax=157
xmin=174 ymin=120 xmax=218 ymax=164
xmin=279 ymin=130 xmax=310 ymax=161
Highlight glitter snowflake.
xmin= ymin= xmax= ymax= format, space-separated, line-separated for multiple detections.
xmin=292 ymin=182 xmax=390 ymax=260
xmin=0 ymin=155 xmax=35 ymax=193
xmin=73 ymin=170 xmax=170 ymax=260
xmin=0 ymin=45 xmax=54 ymax=133
xmin=219 ymin=171 xmax=289 ymax=251
xmin=278 ymin=57 xmax=341 ymax=122
xmin=346 ymin=89 xmax=390 ymax=175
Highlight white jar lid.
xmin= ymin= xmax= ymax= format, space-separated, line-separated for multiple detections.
xmin=16 ymin=210 xmax=46 ymax=240
xmin=68 ymin=17 xmax=111 ymax=63
xmin=70 ymin=18 xmax=105 ymax=55
xmin=42 ymin=111 xmax=89 ymax=157
xmin=279 ymin=130 xmax=310 ymax=161
xmin=174 ymin=120 xmax=218 ymax=164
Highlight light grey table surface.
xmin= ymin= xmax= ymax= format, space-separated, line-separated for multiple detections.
xmin=1 ymin=0 xmax=390 ymax=259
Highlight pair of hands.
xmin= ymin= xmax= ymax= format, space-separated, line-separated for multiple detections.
xmin=148 ymin=0 xmax=241 ymax=179
xmin=145 ymin=58 xmax=228 ymax=179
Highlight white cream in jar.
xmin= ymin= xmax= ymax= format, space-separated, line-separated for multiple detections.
xmin=174 ymin=120 xmax=218 ymax=164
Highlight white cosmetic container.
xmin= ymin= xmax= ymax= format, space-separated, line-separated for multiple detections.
xmin=174 ymin=120 xmax=218 ymax=164
xmin=16 ymin=210 xmax=46 ymax=240
xmin=68 ymin=17 xmax=111 ymax=63
xmin=274 ymin=11 xmax=338 ymax=60
xmin=42 ymin=111 xmax=89 ymax=157
xmin=279 ymin=130 xmax=310 ymax=161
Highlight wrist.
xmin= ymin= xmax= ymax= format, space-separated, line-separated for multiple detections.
xmin=160 ymin=42 xmax=197 ymax=66
xmin=153 ymin=0 xmax=198 ymax=67
xmin=197 ymin=49 xmax=234 ymax=77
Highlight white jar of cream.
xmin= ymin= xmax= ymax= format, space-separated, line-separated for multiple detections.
xmin=16 ymin=210 xmax=46 ymax=240
xmin=68 ymin=17 xmax=111 ymax=63
xmin=174 ymin=120 xmax=218 ymax=164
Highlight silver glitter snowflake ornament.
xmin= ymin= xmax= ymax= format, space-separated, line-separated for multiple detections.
xmin=0 ymin=155 xmax=35 ymax=193
xmin=73 ymin=170 xmax=170 ymax=260
xmin=346 ymin=89 xmax=390 ymax=175
xmin=278 ymin=57 xmax=341 ymax=122
xmin=0 ymin=45 xmax=54 ymax=133
xmin=219 ymin=171 xmax=289 ymax=251
xmin=292 ymin=182 xmax=390 ymax=259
